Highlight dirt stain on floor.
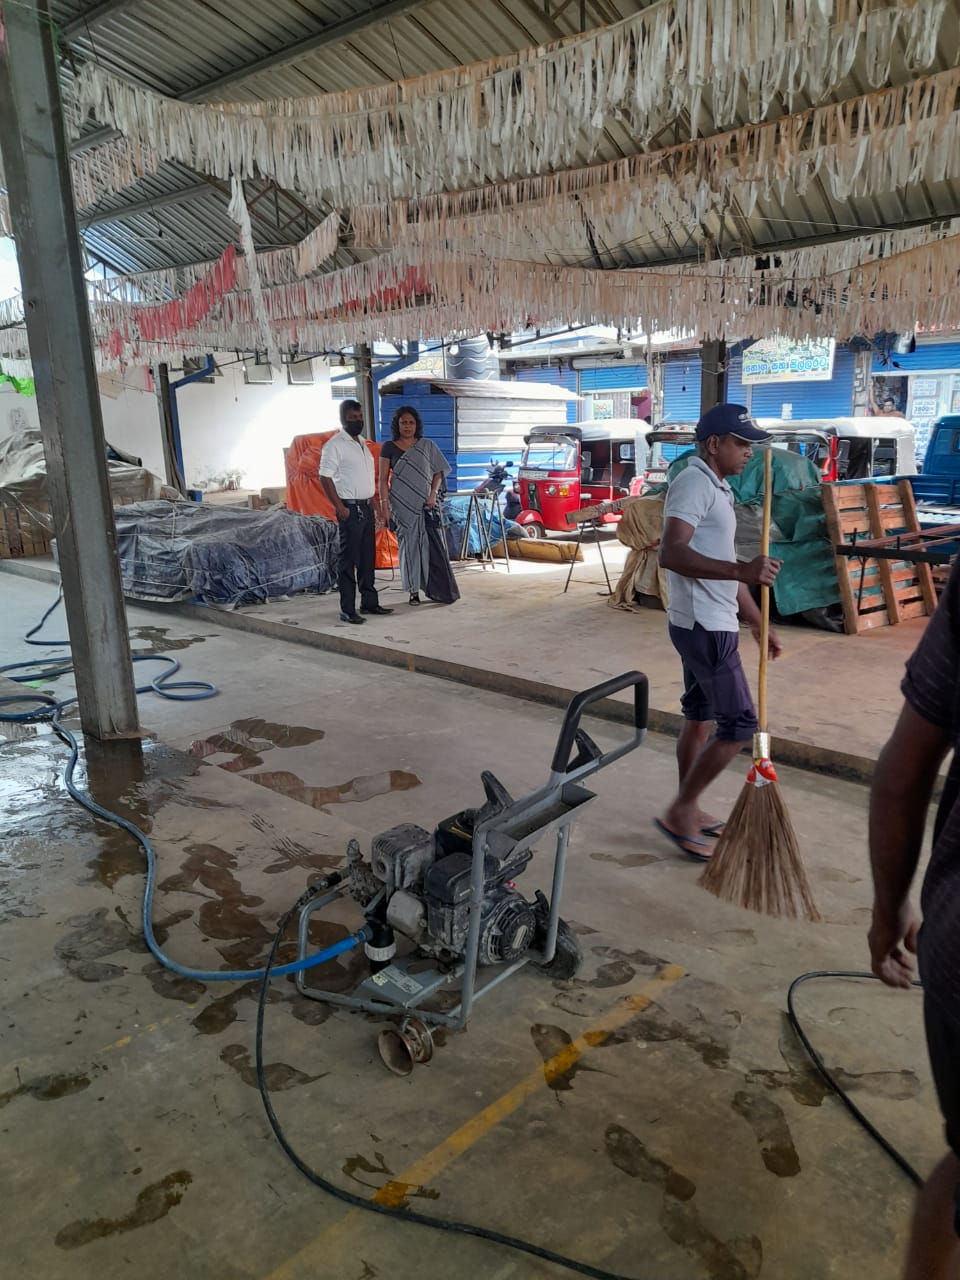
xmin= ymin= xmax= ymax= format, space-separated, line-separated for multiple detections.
xmin=529 ymin=1023 xmax=608 ymax=1097
xmin=590 ymin=850 xmax=662 ymax=869
xmin=746 ymin=1025 xmax=921 ymax=1108
xmin=0 ymin=1071 xmax=91 ymax=1110
xmin=659 ymin=1196 xmax=762 ymax=1280
xmin=219 ymin=1043 xmax=328 ymax=1091
xmin=605 ymin=1124 xmax=760 ymax=1280
xmin=54 ymin=1170 xmax=193 ymax=1249
xmin=604 ymin=1124 xmax=696 ymax=1200
xmin=55 ymin=906 xmax=145 ymax=982
xmin=732 ymin=1090 xmax=801 ymax=1177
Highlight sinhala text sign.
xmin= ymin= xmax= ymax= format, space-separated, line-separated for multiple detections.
xmin=741 ymin=337 xmax=836 ymax=385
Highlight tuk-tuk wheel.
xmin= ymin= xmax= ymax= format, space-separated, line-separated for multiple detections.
xmin=523 ymin=523 xmax=544 ymax=538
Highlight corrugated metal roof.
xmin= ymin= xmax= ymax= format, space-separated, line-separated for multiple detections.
xmin=28 ymin=1 xmax=960 ymax=283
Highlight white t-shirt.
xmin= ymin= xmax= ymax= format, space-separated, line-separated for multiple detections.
xmin=318 ymin=429 xmax=375 ymax=499
xmin=663 ymin=456 xmax=739 ymax=632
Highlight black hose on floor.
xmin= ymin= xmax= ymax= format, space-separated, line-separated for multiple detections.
xmin=786 ymin=969 xmax=925 ymax=1187
xmin=254 ymin=905 xmax=660 ymax=1280
xmin=257 ymin=953 xmax=931 ymax=1278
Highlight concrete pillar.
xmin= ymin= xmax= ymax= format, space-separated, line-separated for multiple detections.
xmin=0 ymin=0 xmax=139 ymax=741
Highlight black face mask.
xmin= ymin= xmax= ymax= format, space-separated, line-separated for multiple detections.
xmin=343 ymin=418 xmax=364 ymax=436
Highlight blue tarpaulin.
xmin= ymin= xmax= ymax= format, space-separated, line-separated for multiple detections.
xmin=113 ymin=501 xmax=339 ymax=606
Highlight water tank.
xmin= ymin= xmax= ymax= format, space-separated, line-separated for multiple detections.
xmin=445 ymin=336 xmax=499 ymax=382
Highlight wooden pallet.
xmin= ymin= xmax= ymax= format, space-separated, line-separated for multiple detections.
xmin=0 ymin=496 xmax=52 ymax=559
xmin=821 ymin=481 xmax=937 ymax=634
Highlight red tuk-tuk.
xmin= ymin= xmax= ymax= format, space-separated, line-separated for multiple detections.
xmin=516 ymin=420 xmax=646 ymax=536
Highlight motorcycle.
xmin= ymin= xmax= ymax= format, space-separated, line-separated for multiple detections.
xmin=473 ymin=459 xmax=512 ymax=497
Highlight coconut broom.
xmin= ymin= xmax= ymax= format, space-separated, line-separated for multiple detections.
xmin=699 ymin=447 xmax=820 ymax=921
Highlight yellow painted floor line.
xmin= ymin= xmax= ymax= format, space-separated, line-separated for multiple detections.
xmin=263 ymin=963 xmax=685 ymax=1280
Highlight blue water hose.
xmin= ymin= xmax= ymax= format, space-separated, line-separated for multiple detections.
xmin=0 ymin=594 xmax=365 ymax=982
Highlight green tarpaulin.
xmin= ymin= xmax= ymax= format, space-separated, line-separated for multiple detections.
xmin=0 ymin=366 xmax=35 ymax=396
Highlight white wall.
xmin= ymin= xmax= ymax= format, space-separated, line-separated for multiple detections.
xmin=0 ymin=381 xmax=40 ymax=436
xmin=97 ymin=359 xmax=338 ymax=490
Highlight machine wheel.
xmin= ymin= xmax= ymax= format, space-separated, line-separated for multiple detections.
xmin=531 ymin=917 xmax=582 ymax=980
xmin=523 ymin=523 xmax=545 ymax=538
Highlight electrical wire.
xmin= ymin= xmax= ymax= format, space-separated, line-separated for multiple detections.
xmin=254 ymin=905 xmax=656 ymax=1280
xmin=787 ymin=970 xmax=924 ymax=1188
xmin=253 ymin=963 xmax=934 ymax=1279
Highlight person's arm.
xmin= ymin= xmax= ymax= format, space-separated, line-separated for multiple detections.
xmin=319 ymin=475 xmax=348 ymax=521
xmin=869 ymin=701 xmax=951 ymax=987
xmin=378 ymin=455 xmax=391 ymax=519
xmin=735 ymin=582 xmax=782 ymax=659
xmin=426 ymin=472 xmax=443 ymax=508
xmin=659 ymin=516 xmax=781 ymax=587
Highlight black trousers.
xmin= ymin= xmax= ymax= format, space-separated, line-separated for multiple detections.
xmin=337 ymin=504 xmax=378 ymax=614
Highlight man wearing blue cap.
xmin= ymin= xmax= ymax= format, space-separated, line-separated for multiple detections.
xmin=655 ymin=403 xmax=783 ymax=860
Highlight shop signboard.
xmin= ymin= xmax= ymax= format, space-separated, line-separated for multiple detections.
xmin=741 ymin=337 xmax=835 ymax=384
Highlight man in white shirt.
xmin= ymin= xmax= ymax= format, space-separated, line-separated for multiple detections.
xmin=319 ymin=400 xmax=392 ymax=623
xmin=655 ymin=403 xmax=782 ymax=860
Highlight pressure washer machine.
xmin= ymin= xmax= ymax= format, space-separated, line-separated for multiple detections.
xmin=294 ymin=672 xmax=648 ymax=1073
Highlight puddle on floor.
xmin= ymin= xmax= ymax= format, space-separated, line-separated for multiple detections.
xmin=246 ymin=768 xmax=420 ymax=810
xmin=127 ymin=625 xmax=209 ymax=653
xmin=189 ymin=718 xmax=326 ymax=772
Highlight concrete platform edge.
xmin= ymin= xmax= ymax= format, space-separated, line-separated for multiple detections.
xmin=0 ymin=558 xmax=878 ymax=785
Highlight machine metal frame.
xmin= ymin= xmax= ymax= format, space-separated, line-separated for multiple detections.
xmin=294 ymin=673 xmax=648 ymax=1036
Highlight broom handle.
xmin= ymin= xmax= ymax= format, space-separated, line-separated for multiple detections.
xmin=758 ymin=446 xmax=772 ymax=736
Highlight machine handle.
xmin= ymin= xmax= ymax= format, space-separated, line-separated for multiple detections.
xmin=550 ymin=671 xmax=648 ymax=776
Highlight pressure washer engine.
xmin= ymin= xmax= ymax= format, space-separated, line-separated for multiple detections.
xmin=294 ymin=672 xmax=648 ymax=1073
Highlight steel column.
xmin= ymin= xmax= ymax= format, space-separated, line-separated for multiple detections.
xmin=355 ymin=343 xmax=377 ymax=439
xmin=0 ymin=0 xmax=139 ymax=741
xmin=152 ymin=362 xmax=184 ymax=491
xmin=699 ymin=339 xmax=727 ymax=415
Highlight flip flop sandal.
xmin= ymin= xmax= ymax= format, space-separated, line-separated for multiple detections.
xmin=700 ymin=822 xmax=726 ymax=838
xmin=654 ymin=818 xmax=712 ymax=863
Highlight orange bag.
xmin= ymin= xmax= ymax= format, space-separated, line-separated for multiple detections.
xmin=376 ymin=526 xmax=400 ymax=569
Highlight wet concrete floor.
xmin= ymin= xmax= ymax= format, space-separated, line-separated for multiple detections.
xmin=0 ymin=572 xmax=943 ymax=1280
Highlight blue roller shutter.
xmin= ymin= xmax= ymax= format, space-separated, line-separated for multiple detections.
xmin=577 ymin=363 xmax=647 ymax=391
xmin=515 ymin=365 xmax=579 ymax=422
xmin=727 ymin=346 xmax=856 ymax=418
xmin=661 ymin=354 xmax=702 ymax=422
xmin=871 ymin=340 xmax=960 ymax=372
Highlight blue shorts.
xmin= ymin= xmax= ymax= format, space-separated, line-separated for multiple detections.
xmin=668 ymin=623 xmax=757 ymax=743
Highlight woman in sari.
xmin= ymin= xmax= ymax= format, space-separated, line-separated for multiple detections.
xmin=379 ymin=405 xmax=460 ymax=606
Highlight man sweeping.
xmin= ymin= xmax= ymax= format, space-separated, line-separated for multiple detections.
xmin=655 ymin=403 xmax=782 ymax=860
xmin=869 ymin=558 xmax=960 ymax=1280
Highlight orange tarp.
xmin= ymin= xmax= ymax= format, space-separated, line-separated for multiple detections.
xmin=285 ymin=432 xmax=399 ymax=569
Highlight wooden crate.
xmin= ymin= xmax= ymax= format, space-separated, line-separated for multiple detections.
xmin=821 ymin=481 xmax=936 ymax=635
xmin=0 ymin=496 xmax=52 ymax=559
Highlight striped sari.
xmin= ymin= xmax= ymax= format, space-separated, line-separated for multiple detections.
xmin=387 ymin=438 xmax=458 ymax=601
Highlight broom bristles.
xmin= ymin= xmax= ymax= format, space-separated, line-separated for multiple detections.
xmin=699 ymin=776 xmax=820 ymax=922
